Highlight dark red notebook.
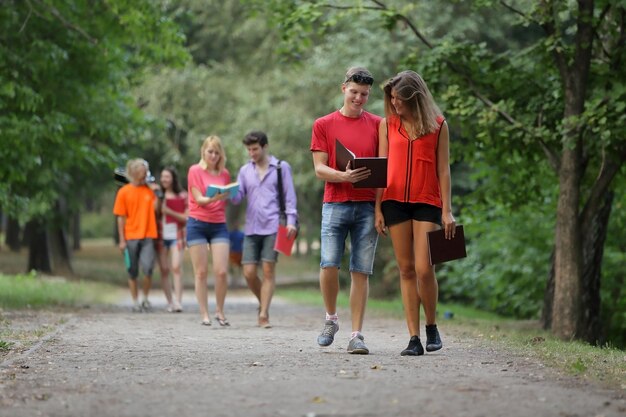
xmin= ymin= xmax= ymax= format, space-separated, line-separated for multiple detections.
xmin=165 ymin=198 xmax=186 ymax=224
xmin=335 ymin=138 xmax=388 ymax=188
xmin=427 ymin=225 xmax=467 ymax=265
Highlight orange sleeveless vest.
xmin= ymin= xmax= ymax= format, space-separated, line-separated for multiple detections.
xmin=382 ymin=115 xmax=444 ymax=208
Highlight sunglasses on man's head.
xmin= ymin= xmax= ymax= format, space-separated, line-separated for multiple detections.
xmin=345 ymin=74 xmax=374 ymax=85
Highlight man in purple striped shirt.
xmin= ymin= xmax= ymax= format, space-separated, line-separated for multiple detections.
xmin=232 ymin=131 xmax=298 ymax=328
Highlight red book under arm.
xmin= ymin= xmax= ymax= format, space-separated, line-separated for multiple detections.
xmin=165 ymin=198 xmax=186 ymax=224
xmin=427 ymin=225 xmax=467 ymax=265
xmin=274 ymin=224 xmax=296 ymax=256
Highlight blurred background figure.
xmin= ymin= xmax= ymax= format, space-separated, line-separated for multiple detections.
xmin=113 ymin=159 xmax=159 ymax=312
xmin=157 ymin=166 xmax=188 ymax=313
xmin=228 ymin=221 xmax=245 ymax=288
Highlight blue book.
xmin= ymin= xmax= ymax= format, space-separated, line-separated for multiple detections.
xmin=206 ymin=182 xmax=239 ymax=199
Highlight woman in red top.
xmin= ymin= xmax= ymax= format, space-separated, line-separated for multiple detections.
xmin=374 ymin=70 xmax=456 ymax=356
xmin=157 ymin=167 xmax=188 ymax=313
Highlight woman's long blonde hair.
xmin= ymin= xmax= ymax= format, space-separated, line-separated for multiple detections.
xmin=198 ymin=135 xmax=226 ymax=172
xmin=383 ymin=70 xmax=441 ymax=136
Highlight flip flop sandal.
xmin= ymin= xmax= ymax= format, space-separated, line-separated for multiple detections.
xmin=215 ymin=317 xmax=230 ymax=327
xmin=201 ymin=319 xmax=212 ymax=326
xmin=258 ymin=316 xmax=272 ymax=329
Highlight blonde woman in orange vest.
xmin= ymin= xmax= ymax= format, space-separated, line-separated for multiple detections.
xmin=374 ymin=70 xmax=456 ymax=356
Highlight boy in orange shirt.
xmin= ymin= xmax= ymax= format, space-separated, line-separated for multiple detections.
xmin=113 ymin=159 xmax=159 ymax=312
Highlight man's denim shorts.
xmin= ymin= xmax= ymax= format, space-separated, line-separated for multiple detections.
xmin=242 ymin=234 xmax=278 ymax=264
xmin=320 ymin=202 xmax=378 ymax=275
xmin=186 ymin=217 xmax=230 ymax=247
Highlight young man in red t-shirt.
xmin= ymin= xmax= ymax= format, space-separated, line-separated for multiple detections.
xmin=310 ymin=67 xmax=382 ymax=354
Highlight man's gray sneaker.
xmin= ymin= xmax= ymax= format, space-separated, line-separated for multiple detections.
xmin=317 ymin=320 xmax=339 ymax=347
xmin=347 ymin=334 xmax=369 ymax=354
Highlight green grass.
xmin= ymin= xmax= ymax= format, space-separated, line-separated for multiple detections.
xmin=276 ymin=288 xmax=626 ymax=390
xmin=0 ymin=271 xmax=120 ymax=309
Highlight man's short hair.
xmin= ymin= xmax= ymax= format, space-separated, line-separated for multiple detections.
xmin=243 ymin=131 xmax=268 ymax=147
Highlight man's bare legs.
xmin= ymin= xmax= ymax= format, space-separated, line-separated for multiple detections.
xmin=320 ymin=267 xmax=368 ymax=332
xmin=319 ymin=266 xmax=340 ymax=318
xmin=128 ymin=279 xmax=139 ymax=304
xmin=244 ymin=261 xmax=276 ymax=327
xmin=349 ymin=271 xmax=369 ymax=333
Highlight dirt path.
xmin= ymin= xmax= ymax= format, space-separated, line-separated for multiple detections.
xmin=1 ymin=291 xmax=624 ymax=417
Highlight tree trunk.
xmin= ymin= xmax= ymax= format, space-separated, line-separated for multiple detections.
xmin=5 ymin=217 xmax=22 ymax=252
xmin=72 ymin=210 xmax=81 ymax=251
xmin=27 ymin=219 xmax=52 ymax=273
xmin=541 ymin=251 xmax=555 ymax=330
xmin=48 ymin=225 xmax=74 ymax=278
xmin=579 ymin=191 xmax=613 ymax=344
xmin=542 ymin=191 xmax=614 ymax=344
xmin=27 ymin=201 xmax=74 ymax=277
xmin=551 ymin=147 xmax=583 ymax=340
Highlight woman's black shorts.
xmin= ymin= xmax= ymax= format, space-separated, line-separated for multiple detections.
xmin=381 ymin=200 xmax=442 ymax=227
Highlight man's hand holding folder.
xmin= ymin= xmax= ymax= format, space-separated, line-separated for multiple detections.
xmin=335 ymin=138 xmax=388 ymax=188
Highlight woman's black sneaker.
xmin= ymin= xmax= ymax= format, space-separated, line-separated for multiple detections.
xmin=425 ymin=324 xmax=442 ymax=352
xmin=400 ymin=335 xmax=424 ymax=356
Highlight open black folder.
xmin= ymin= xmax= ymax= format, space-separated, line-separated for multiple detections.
xmin=335 ymin=138 xmax=388 ymax=188
xmin=427 ymin=225 xmax=467 ymax=265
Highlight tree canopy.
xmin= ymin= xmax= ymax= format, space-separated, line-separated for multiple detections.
xmin=0 ymin=0 xmax=188 ymax=224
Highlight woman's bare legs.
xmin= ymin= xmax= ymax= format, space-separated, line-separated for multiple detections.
xmin=413 ymin=221 xmax=440 ymax=326
xmin=388 ymin=221 xmax=421 ymax=336
xmin=170 ymin=244 xmax=184 ymax=309
xmin=158 ymin=245 xmax=174 ymax=309
xmin=189 ymin=244 xmax=210 ymax=323
xmin=210 ymin=242 xmax=230 ymax=321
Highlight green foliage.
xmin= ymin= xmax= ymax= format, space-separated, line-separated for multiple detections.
xmin=0 ymin=0 xmax=188 ymax=225
xmin=439 ymin=200 xmax=555 ymax=319
xmin=600 ymin=181 xmax=626 ymax=347
xmin=570 ymin=357 xmax=588 ymax=374
xmin=81 ymin=210 xmax=115 ymax=239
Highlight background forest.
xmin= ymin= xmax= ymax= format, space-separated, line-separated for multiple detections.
xmin=1 ymin=0 xmax=624 ymax=347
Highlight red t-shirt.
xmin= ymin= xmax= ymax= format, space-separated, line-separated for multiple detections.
xmin=187 ymin=164 xmax=230 ymax=223
xmin=382 ymin=115 xmax=445 ymax=207
xmin=310 ymin=110 xmax=382 ymax=203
